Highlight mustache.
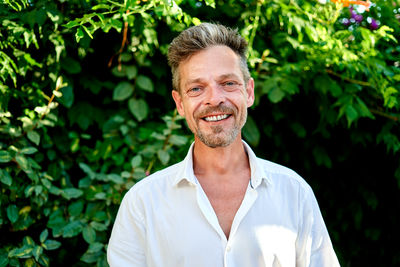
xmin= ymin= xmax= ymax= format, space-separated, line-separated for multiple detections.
xmin=195 ymin=103 xmax=236 ymax=119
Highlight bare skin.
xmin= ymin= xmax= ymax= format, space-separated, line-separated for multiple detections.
xmin=193 ymin=137 xmax=251 ymax=238
xmin=172 ymin=45 xmax=255 ymax=239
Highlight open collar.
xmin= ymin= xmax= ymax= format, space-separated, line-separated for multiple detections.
xmin=173 ymin=141 xmax=272 ymax=188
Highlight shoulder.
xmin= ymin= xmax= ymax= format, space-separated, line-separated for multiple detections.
xmin=257 ymin=157 xmax=312 ymax=193
xmin=123 ymin=161 xmax=183 ymax=201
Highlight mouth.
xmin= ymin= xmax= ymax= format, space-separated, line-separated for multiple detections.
xmin=202 ymin=114 xmax=231 ymax=122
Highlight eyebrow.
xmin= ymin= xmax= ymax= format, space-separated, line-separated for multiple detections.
xmin=184 ymin=73 xmax=242 ymax=87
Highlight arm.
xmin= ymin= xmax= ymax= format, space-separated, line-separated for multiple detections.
xmin=107 ymin=190 xmax=147 ymax=267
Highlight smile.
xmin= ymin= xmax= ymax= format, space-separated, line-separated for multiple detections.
xmin=203 ymin=114 xmax=230 ymax=122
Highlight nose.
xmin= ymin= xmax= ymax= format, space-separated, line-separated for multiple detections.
xmin=204 ymin=83 xmax=225 ymax=106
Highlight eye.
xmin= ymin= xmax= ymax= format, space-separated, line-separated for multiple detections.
xmin=222 ymin=81 xmax=240 ymax=90
xmin=186 ymin=87 xmax=203 ymax=96
xmin=224 ymin=81 xmax=236 ymax=86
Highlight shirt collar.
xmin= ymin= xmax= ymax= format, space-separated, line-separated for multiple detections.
xmin=173 ymin=140 xmax=272 ymax=188
xmin=242 ymin=141 xmax=273 ymax=189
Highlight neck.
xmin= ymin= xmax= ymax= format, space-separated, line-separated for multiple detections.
xmin=192 ymin=135 xmax=249 ymax=179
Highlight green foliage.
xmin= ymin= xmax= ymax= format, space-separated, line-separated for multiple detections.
xmin=0 ymin=0 xmax=399 ymax=266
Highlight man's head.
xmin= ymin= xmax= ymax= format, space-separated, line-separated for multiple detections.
xmin=168 ymin=23 xmax=254 ymax=148
xmin=168 ymin=23 xmax=250 ymax=93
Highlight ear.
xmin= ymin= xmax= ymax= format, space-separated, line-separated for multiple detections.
xmin=246 ymin=78 xmax=255 ymax=108
xmin=172 ymin=89 xmax=185 ymax=116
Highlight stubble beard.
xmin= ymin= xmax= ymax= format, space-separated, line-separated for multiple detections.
xmin=193 ymin=104 xmax=248 ymax=148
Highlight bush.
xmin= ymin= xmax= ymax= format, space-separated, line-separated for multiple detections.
xmin=1 ymin=0 xmax=399 ymax=266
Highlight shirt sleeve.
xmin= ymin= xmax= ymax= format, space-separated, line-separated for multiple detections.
xmin=295 ymin=187 xmax=341 ymax=267
xmin=107 ymin=190 xmax=147 ymax=267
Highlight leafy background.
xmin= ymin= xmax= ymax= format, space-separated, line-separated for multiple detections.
xmin=0 ymin=0 xmax=399 ymax=266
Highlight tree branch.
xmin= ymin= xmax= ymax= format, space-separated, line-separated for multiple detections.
xmin=325 ymin=69 xmax=372 ymax=87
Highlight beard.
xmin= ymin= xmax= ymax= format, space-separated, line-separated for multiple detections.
xmin=192 ymin=103 xmax=247 ymax=148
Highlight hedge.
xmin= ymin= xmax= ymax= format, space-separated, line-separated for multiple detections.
xmin=1 ymin=0 xmax=399 ymax=266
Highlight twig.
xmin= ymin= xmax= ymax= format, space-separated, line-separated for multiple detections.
xmin=325 ymin=69 xmax=372 ymax=87
xmin=369 ymin=108 xmax=399 ymax=122
xmin=108 ymin=10 xmax=129 ymax=68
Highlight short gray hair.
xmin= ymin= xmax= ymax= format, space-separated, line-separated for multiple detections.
xmin=167 ymin=23 xmax=250 ymax=92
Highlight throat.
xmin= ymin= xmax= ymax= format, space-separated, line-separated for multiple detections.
xmin=197 ymin=171 xmax=250 ymax=240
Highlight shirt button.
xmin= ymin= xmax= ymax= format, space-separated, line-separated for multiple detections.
xmin=226 ymin=246 xmax=231 ymax=252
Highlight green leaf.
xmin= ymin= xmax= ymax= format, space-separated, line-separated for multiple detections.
xmin=242 ymin=115 xmax=260 ymax=146
xmin=313 ymin=146 xmax=332 ymax=168
xmin=32 ymin=246 xmax=43 ymax=261
xmin=204 ymin=0 xmax=216 ymax=8
xmin=268 ymin=87 xmax=285 ymax=103
xmin=82 ymin=225 xmax=96 ymax=244
xmin=0 ymin=169 xmax=12 ymax=186
xmin=75 ymin=26 xmax=85 ymax=42
xmin=20 ymin=147 xmax=38 ymax=155
xmin=0 ymin=256 xmax=7 ymax=267
xmin=111 ymin=66 xmax=127 ymax=77
xmin=23 ymin=236 xmax=35 ymax=246
xmin=8 ymin=246 xmax=33 ymax=258
xmin=68 ymin=201 xmax=84 ymax=217
xmin=27 ymin=130 xmax=40 ymax=145
xmin=38 ymin=255 xmax=49 ymax=266
xmin=82 ymin=25 xmax=93 ymax=39
xmin=42 ymin=240 xmax=61 ymax=250
xmin=40 ymin=229 xmax=48 ymax=243
xmin=47 ymin=209 xmax=66 ymax=230
xmin=92 ymin=4 xmax=110 ymax=10
xmin=90 ymin=221 xmax=107 ymax=231
xmin=81 ymin=251 xmax=101 ymax=263
xmin=60 ymin=85 xmax=74 ymax=108
xmin=64 ymin=20 xmax=80 ymax=28
xmin=290 ymin=122 xmax=307 ymax=138
xmin=62 ymin=57 xmax=82 ymax=74
xmin=169 ymin=135 xmax=188 ymax=146
xmin=7 ymin=205 xmax=19 ymax=223
xmin=136 ymin=75 xmax=154 ymax=92
xmin=0 ymin=150 xmax=12 ymax=162
xmin=329 ymin=83 xmax=343 ymax=97
xmin=126 ymin=65 xmax=138 ymax=80
xmin=345 ymin=105 xmax=358 ymax=126
xmin=383 ymin=87 xmax=398 ymax=108
xmin=25 ymin=258 xmax=36 ymax=267
xmin=356 ymin=97 xmax=374 ymax=119
xmin=157 ymin=150 xmax=170 ymax=165
xmin=79 ymin=162 xmax=96 ymax=179
xmin=107 ymin=174 xmax=123 ymax=184
xmin=113 ymin=81 xmax=134 ymax=101
xmin=62 ymin=221 xmax=83 ymax=238
xmin=128 ymin=98 xmax=148 ymax=121
xmin=88 ymin=242 xmax=103 ymax=253
xmin=131 ymin=154 xmax=142 ymax=168
xmin=280 ymin=79 xmax=299 ymax=95
xmin=62 ymin=188 xmax=83 ymax=199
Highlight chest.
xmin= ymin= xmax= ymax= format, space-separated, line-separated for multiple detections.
xmin=198 ymin=177 xmax=249 ymax=238
xmin=144 ymin=185 xmax=298 ymax=267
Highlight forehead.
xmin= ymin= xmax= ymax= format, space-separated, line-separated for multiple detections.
xmin=178 ymin=45 xmax=243 ymax=85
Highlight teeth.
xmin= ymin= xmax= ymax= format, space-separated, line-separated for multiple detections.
xmin=204 ymin=114 xmax=229 ymax=122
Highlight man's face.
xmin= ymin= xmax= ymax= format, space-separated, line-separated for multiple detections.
xmin=172 ymin=45 xmax=254 ymax=148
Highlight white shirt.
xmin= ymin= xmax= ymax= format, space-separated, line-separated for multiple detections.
xmin=107 ymin=142 xmax=340 ymax=267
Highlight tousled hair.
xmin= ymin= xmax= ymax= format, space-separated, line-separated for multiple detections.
xmin=167 ymin=23 xmax=250 ymax=92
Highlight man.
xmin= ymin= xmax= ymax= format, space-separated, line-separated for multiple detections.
xmin=107 ymin=23 xmax=340 ymax=267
